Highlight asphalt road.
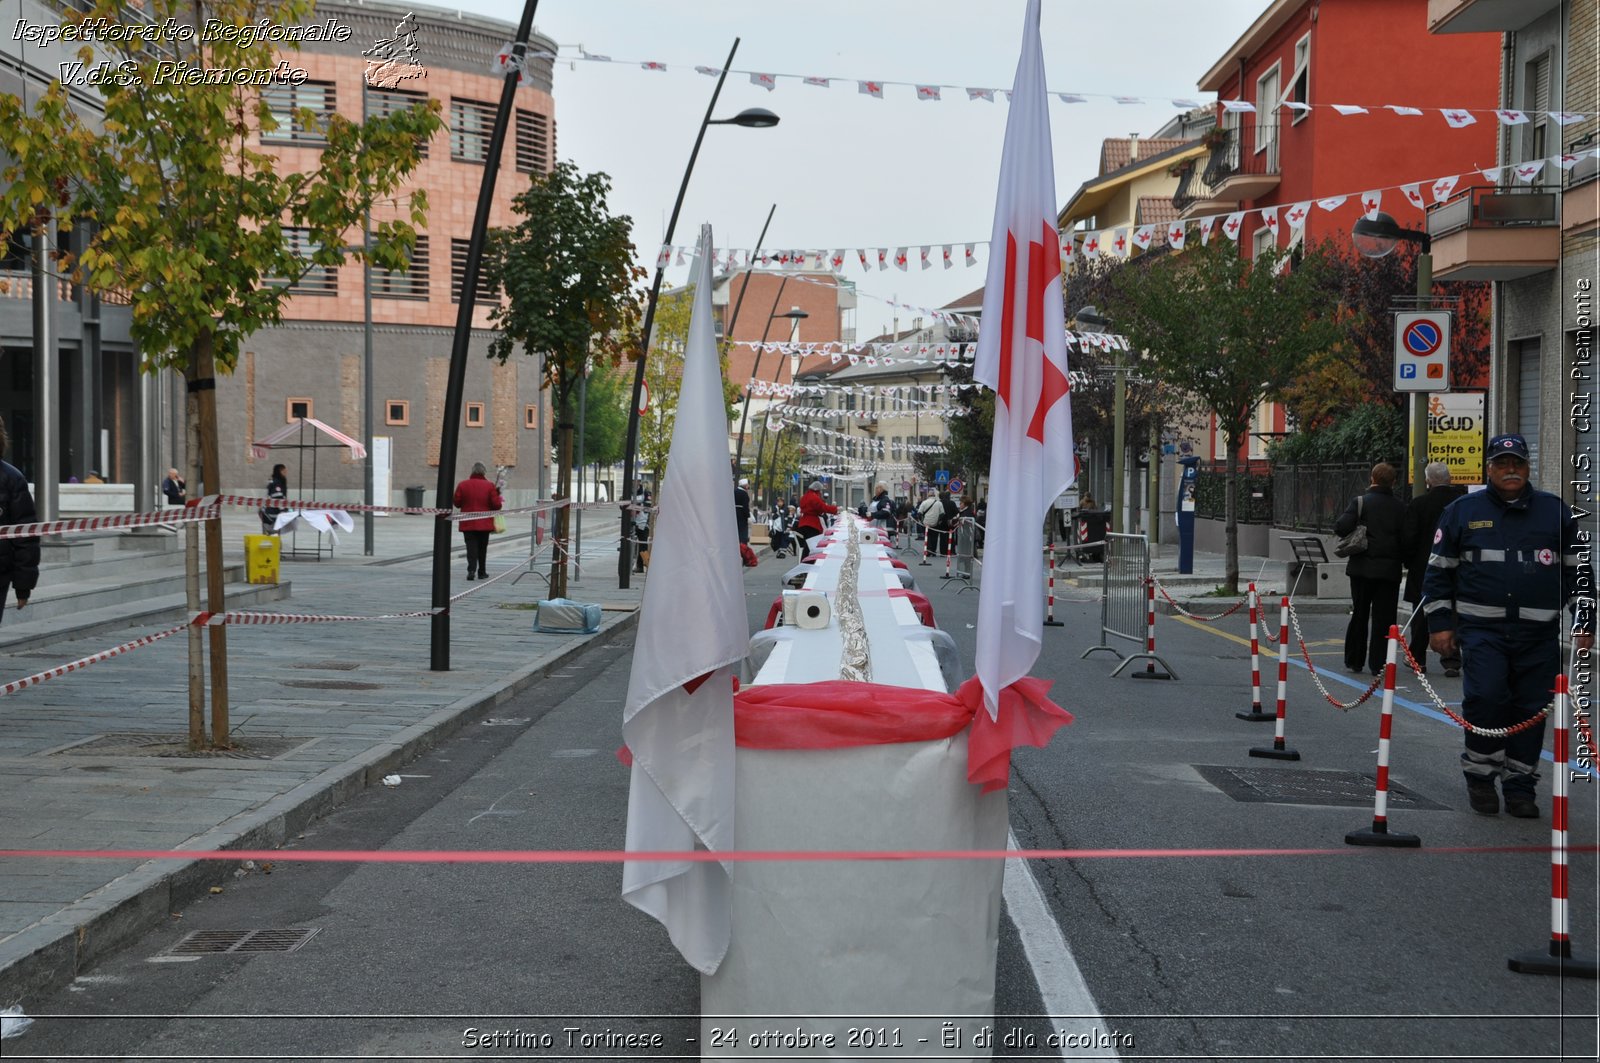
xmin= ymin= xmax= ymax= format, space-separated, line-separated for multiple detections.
xmin=9 ymin=550 xmax=1598 ymax=1061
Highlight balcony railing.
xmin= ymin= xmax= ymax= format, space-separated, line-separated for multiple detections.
xmin=1427 ymin=183 xmax=1559 ymax=239
xmin=1201 ymin=124 xmax=1281 ymax=186
xmin=1172 ymin=159 xmax=1220 ymax=213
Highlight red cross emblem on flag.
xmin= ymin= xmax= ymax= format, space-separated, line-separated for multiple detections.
xmin=1447 ymin=112 xmax=1468 ymax=123
xmin=995 ymin=221 xmax=1070 ymax=445
xmin=1169 ymin=226 xmax=1182 ymax=242
xmin=1113 ymin=234 xmax=1127 ymax=252
xmin=1085 ymin=238 xmax=1098 ymax=253
xmin=895 ymin=251 xmax=907 ymax=267
xmin=1289 ymin=209 xmax=1305 ymax=222
xmin=1225 ymin=220 xmax=1239 ymax=234
xmin=1518 ymin=165 xmax=1537 ymax=177
xmin=1364 ymin=199 xmax=1378 ymax=212
xmin=866 ymin=82 xmax=881 ymax=94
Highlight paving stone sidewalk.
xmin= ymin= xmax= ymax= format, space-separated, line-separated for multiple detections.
xmin=0 ymin=514 xmax=641 ymax=1004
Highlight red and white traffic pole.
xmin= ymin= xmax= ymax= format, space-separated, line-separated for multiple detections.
xmin=1510 ymin=673 xmax=1599 ymax=976
xmin=1238 ymin=583 xmax=1273 ymax=721
xmin=1044 ymin=537 xmax=1063 ymax=627
xmin=1250 ymin=595 xmax=1300 ymax=760
xmin=1346 ymin=626 xmax=1420 ymax=847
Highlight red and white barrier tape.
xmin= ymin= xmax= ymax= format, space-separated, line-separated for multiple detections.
xmin=0 ymin=623 xmax=188 ymax=697
xmin=0 ymin=504 xmax=221 ymax=540
xmin=198 ymin=493 xmax=450 ymax=517
xmin=189 ymin=608 xmax=442 ymax=626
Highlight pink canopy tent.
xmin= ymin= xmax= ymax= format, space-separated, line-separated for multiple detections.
xmin=247 ymin=418 xmax=364 ymax=560
xmin=248 ymin=417 xmax=367 ymax=460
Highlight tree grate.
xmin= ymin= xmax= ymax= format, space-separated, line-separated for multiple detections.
xmin=52 ymin=733 xmax=311 ymax=759
xmin=279 ymin=679 xmax=384 ymax=690
xmin=168 ymin=928 xmax=320 ymax=955
xmin=1195 ymin=764 xmax=1448 ymax=809
xmin=290 ymin=660 xmax=361 ymax=671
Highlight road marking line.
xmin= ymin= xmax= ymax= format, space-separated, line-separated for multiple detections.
xmin=1005 ymin=828 xmax=1117 ymax=1060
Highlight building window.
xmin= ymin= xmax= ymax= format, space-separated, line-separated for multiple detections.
xmin=366 ymin=86 xmax=431 ymax=158
xmin=450 ymin=97 xmax=495 ymax=163
xmin=262 ymin=80 xmax=335 ymax=144
xmin=372 ymin=235 xmax=430 ymax=300
xmin=286 ymin=397 xmax=313 ymax=422
xmin=1289 ymin=34 xmax=1310 ymax=124
xmin=1252 ymin=224 xmax=1276 ymax=261
xmin=524 ymin=404 xmax=538 ymax=429
xmin=451 ymin=239 xmax=500 ymax=304
xmin=266 ymin=228 xmax=337 ymax=295
xmin=515 ymin=108 xmax=552 ymax=174
xmin=1254 ymin=62 xmax=1280 ymax=162
xmin=385 ymin=400 xmax=410 ymax=426
xmin=465 ymin=402 xmax=485 ymax=427
xmin=1523 ymin=52 xmax=1551 ymax=165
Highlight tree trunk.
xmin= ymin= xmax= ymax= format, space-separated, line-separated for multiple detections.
xmin=194 ymin=330 xmax=230 ymax=747
xmin=1223 ymin=428 xmax=1240 ymax=595
xmin=182 ymin=361 xmax=205 ymax=750
xmin=550 ymin=388 xmax=574 ymax=599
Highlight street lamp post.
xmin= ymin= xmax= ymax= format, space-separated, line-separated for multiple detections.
xmin=751 ymin=308 xmax=806 ymax=498
xmin=1353 ymin=211 xmax=1433 ymax=498
xmin=735 ymin=292 xmax=802 ymax=471
xmin=1077 ymin=307 xmax=1125 ymax=533
xmin=617 ymin=37 xmax=780 ymax=588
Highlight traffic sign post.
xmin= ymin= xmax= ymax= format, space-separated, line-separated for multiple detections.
xmin=947 ymin=477 xmax=965 ymax=496
xmin=1393 ymin=311 xmax=1451 ymax=393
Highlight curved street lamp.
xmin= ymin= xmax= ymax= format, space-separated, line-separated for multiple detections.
xmin=739 ymin=302 xmax=806 ymax=475
xmin=1351 ymin=211 xmax=1433 ymax=497
xmin=616 ymin=37 xmax=781 ymax=588
xmin=1076 ymin=306 xmax=1126 ymax=534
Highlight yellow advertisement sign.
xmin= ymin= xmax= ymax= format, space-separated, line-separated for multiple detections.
xmin=1426 ymin=392 xmax=1485 ymax=484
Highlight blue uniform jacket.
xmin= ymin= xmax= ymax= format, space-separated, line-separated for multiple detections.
xmin=1422 ymin=486 xmax=1594 ymax=635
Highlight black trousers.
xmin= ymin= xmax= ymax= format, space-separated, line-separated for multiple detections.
xmin=1345 ymin=575 xmax=1401 ymax=673
xmin=462 ymin=530 xmax=490 ymax=576
xmin=1404 ymin=600 xmax=1462 ymax=673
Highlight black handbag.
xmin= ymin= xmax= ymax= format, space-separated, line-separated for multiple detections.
xmin=1334 ymin=496 xmax=1368 ymax=557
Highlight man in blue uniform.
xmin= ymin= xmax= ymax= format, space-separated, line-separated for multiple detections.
xmin=1423 ymin=434 xmax=1594 ymax=818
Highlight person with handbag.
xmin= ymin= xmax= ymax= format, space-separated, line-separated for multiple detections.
xmin=1400 ymin=462 xmax=1465 ymax=676
xmin=1331 ymin=462 xmax=1407 ymax=676
xmin=452 ymin=461 xmax=502 ymax=582
xmin=0 ymin=415 xmax=40 ymax=623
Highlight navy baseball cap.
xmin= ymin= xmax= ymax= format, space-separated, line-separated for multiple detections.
xmin=1487 ymin=433 xmax=1530 ymax=461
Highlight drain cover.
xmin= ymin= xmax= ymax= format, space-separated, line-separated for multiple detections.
xmin=1196 ymin=765 xmax=1447 ymax=809
xmin=53 ymin=734 xmax=311 ymax=760
xmin=279 ymin=679 xmax=384 ymax=690
xmin=169 ymin=928 xmax=320 ymax=955
xmin=291 ymin=661 xmax=361 ymax=671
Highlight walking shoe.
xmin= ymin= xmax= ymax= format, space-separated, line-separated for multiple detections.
xmin=1444 ymin=667 xmax=1460 ymax=678
xmin=1466 ymin=779 xmax=1499 ymax=815
xmin=1504 ymin=794 xmax=1540 ymax=819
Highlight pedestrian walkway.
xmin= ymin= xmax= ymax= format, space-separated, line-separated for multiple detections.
xmin=0 ymin=511 xmax=640 ymax=1003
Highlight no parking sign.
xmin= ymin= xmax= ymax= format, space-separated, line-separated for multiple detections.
xmin=1393 ymin=311 xmax=1451 ymax=393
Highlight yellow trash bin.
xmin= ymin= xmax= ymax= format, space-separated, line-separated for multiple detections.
xmin=245 ymin=534 xmax=281 ymax=585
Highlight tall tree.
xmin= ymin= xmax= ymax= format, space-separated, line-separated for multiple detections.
xmin=1105 ymin=240 xmax=1339 ymax=591
xmin=482 ymin=161 xmax=643 ymax=598
xmin=638 ymin=289 xmax=692 ymax=488
xmin=0 ymin=0 xmax=441 ymax=748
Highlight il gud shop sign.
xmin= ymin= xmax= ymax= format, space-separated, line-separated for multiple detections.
xmin=1427 ymin=392 xmax=1484 ymax=483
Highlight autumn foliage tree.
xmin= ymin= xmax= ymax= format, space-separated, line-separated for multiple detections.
xmin=0 ymin=0 xmax=442 ymax=747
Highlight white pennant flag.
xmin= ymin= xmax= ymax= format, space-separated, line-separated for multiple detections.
xmin=1284 ymin=202 xmax=1311 ymax=230
xmin=1260 ymin=206 xmax=1280 ymax=238
xmin=1431 ymin=174 xmax=1460 ymax=202
xmin=1316 ymin=195 xmax=1348 ymax=211
xmin=1360 ymin=190 xmax=1382 ymax=219
xmin=1442 ymin=108 xmax=1477 ymax=128
xmin=1166 ymin=223 xmax=1186 ymax=251
xmin=694 ymin=66 xmax=720 ymax=77
xmin=967 ymin=88 xmax=996 ymax=102
xmin=1331 ymin=104 xmax=1369 ymax=115
xmin=749 ymin=72 xmax=776 ymax=92
xmin=877 ymin=248 xmax=888 ymax=270
xmin=857 ymin=249 xmax=869 ymax=270
xmin=1386 ymin=105 xmax=1424 ymax=116
xmin=622 ymin=224 xmax=747 ymax=976
xmin=1221 ymin=212 xmax=1245 ymax=241
xmin=1556 ymin=153 xmax=1584 ymax=171
xmin=1059 ymin=235 xmax=1075 ymax=265
xmin=920 ymin=246 xmax=932 ymax=270
xmin=656 ymin=245 xmax=672 ymax=269
xmin=965 ymin=243 xmax=977 ymax=266
xmin=1197 ymin=217 xmax=1215 ymax=246
xmin=943 ymin=244 xmax=954 ymax=269
xmin=894 ymin=247 xmax=909 ymax=271
xmin=915 ymin=85 xmax=942 ymax=101
xmin=972 ymin=0 xmax=1078 ymax=719
xmin=859 ymin=79 xmax=885 ymax=98
xmin=1081 ymin=232 xmax=1101 ymax=259
xmin=1494 ymin=109 xmax=1529 ymax=125
xmin=1110 ymin=228 xmax=1130 ymax=257
xmin=1401 ymin=183 xmax=1425 ymax=209
xmin=1514 ymin=160 xmax=1545 ymax=182
xmin=1281 ymin=101 xmax=1312 ymax=116
xmin=1480 ymin=166 xmax=1504 ymax=183
xmin=675 ymin=246 xmax=686 ymax=266
xmin=1551 ymin=111 xmax=1585 ymax=125
xmin=1131 ymin=224 xmax=1155 ymax=250
xmin=1221 ymin=99 xmax=1255 ymax=112
xmin=1057 ymin=93 xmax=1085 ymax=104
xmin=641 ymin=61 xmax=667 ymax=72
xmin=830 ymin=250 xmax=845 ymax=271
xmin=803 ymin=76 xmax=830 ymax=87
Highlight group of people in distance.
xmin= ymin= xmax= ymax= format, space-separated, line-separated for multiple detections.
xmin=1333 ymin=434 xmax=1592 ymax=820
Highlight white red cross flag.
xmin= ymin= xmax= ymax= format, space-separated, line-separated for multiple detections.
xmin=1360 ymin=190 xmax=1383 ymax=219
xmin=1442 ymin=108 xmax=1476 ymax=128
xmin=972 ymin=0 xmax=1073 ymax=721
xmin=859 ymin=79 xmax=885 ymax=98
xmin=1284 ymin=202 xmax=1311 ymax=231
xmin=1431 ymin=175 xmax=1460 ymax=202
xmin=1167 ymin=222 xmax=1186 ymax=250
xmin=623 ymin=224 xmax=747 ymax=974
xmin=943 ymin=244 xmax=954 ymax=268
xmin=1494 ymin=109 xmax=1529 ymax=125
xmin=1222 ymin=212 xmax=1245 ymax=241
xmin=1401 ymin=183 xmax=1425 ymax=209
xmin=1131 ymin=225 xmax=1155 ymax=250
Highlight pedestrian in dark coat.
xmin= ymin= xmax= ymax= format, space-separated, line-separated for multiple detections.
xmin=1401 ymin=461 xmax=1465 ymax=675
xmin=1332 ymin=462 xmax=1408 ymax=675
xmin=452 ymin=461 xmax=502 ymax=581
xmin=733 ymin=478 xmax=751 ymax=545
xmin=261 ymin=464 xmax=288 ymax=535
xmin=0 ymin=415 xmax=40 ymax=623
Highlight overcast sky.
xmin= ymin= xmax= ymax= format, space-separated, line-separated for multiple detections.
xmin=469 ymin=0 xmax=1269 ymax=340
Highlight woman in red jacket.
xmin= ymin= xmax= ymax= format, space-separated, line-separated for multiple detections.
xmin=794 ymin=480 xmax=837 ymax=559
xmin=452 ymin=462 xmax=503 ymax=581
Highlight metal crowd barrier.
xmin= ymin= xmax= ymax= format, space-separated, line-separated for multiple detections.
xmin=1081 ymin=532 xmax=1175 ymax=677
